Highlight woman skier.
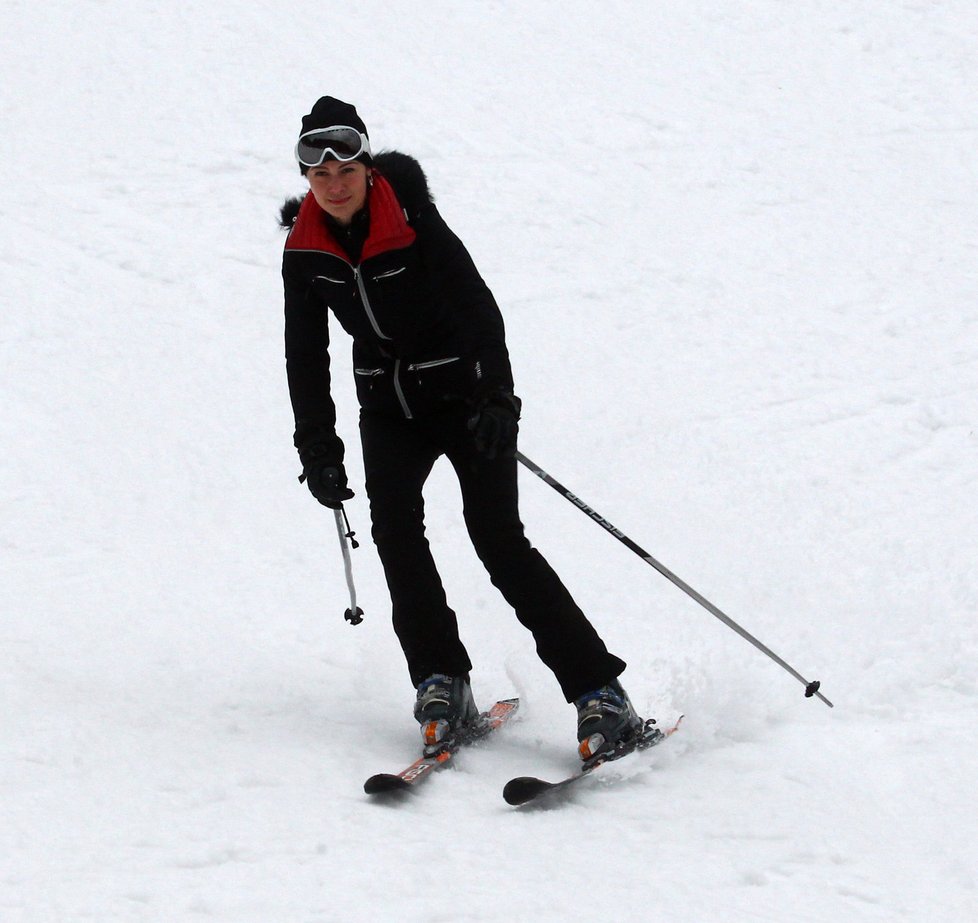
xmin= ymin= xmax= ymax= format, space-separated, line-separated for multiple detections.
xmin=281 ymin=96 xmax=642 ymax=762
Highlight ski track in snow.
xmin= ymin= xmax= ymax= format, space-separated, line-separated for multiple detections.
xmin=2 ymin=1 xmax=976 ymax=920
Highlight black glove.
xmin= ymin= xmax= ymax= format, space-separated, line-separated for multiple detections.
xmin=298 ymin=443 xmax=355 ymax=509
xmin=467 ymin=391 xmax=521 ymax=460
xmin=303 ymin=462 xmax=354 ymax=508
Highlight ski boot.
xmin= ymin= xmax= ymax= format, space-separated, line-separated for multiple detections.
xmin=574 ymin=678 xmax=645 ymax=764
xmin=414 ymin=674 xmax=480 ymax=755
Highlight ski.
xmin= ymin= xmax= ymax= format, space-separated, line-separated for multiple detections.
xmin=364 ymin=697 xmax=519 ymax=795
xmin=502 ymin=714 xmax=683 ymax=806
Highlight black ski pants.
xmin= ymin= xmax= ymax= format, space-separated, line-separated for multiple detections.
xmin=359 ymin=407 xmax=626 ymax=702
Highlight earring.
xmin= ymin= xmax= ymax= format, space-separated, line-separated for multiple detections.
xmin=367 ymin=173 xmax=374 ymax=187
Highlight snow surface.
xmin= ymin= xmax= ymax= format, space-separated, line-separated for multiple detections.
xmin=2 ymin=1 xmax=977 ymax=920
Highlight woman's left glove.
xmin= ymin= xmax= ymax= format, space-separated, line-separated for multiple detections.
xmin=467 ymin=390 xmax=522 ymax=459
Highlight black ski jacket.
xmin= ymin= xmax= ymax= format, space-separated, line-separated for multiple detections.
xmin=281 ymin=151 xmax=513 ymax=464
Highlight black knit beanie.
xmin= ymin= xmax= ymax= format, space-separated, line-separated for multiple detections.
xmin=298 ymin=96 xmax=372 ymax=170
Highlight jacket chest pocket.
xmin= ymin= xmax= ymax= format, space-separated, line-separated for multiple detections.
xmin=311 ymin=273 xmax=352 ymax=307
xmin=371 ymin=266 xmax=407 ymax=281
xmin=311 ymin=273 xmax=365 ymax=336
xmin=363 ymin=259 xmax=425 ymax=326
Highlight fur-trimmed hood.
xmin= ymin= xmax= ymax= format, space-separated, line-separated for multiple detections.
xmin=279 ymin=150 xmax=434 ymax=229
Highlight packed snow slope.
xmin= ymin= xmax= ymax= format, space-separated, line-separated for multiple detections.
xmin=2 ymin=2 xmax=976 ymax=920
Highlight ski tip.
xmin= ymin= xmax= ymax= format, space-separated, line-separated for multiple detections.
xmin=502 ymin=776 xmax=552 ymax=806
xmin=364 ymin=773 xmax=412 ymax=796
xmin=488 ymin=697 xmax=520 ymax=716
xmin=666 ymin=714 xmax=685 ymax=734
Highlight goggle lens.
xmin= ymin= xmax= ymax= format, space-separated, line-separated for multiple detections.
xmin=295 ymin=127 xmax=370 ymax=166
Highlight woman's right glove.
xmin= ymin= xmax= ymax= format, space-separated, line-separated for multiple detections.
xmin=299 ymin=444 xmax=355 ymax=508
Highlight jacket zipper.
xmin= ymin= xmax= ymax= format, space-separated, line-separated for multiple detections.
xmin=327 ymin=257 xmax=413 ymax=419
xmin=353 ymin=266 xmax=392 ymax=342
xmin=392 ymin=359 xmax=412 ymax=419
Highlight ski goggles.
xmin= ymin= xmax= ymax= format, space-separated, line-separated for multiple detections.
xmin=295 ymin=126 xmax=372 ymax=167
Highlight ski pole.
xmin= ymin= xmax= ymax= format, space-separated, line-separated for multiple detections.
xmin=516 ymin=451 xmax=833 ymax=708
xmin=334 ymin=506 xmax=364 ymax=626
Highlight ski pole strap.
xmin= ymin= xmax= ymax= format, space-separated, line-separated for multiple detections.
xmin=340 ymin=506 xmax=359 ymax=548
xmin=515 ymin=451 xmax=833 ymax=708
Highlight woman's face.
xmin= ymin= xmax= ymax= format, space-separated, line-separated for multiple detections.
xmin=306 ymin=160 xmax=370 ymax=225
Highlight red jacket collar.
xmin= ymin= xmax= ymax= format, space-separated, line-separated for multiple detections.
xmin=284 ymin=174 xmax=417 ymax=261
